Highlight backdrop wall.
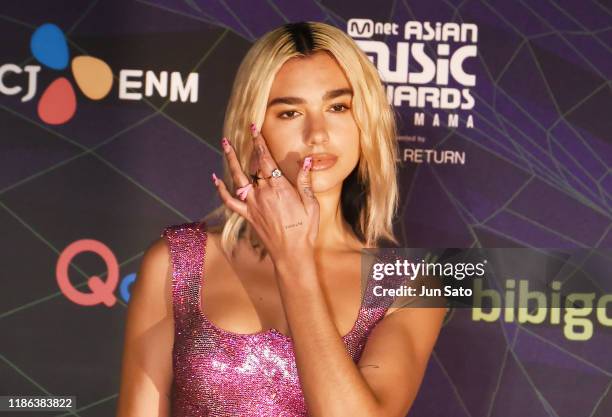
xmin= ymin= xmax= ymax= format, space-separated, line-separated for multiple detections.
xmin=1 ymin=1 xmax=610 ymax=416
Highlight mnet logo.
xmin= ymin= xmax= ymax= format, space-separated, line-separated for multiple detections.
xmin=347 ymin=18 xmax=399 ymax=38
xmin=347 ymin=19 xmax=373 ymax=38
xmin=0 ymin=23 xmax=199 ymax=125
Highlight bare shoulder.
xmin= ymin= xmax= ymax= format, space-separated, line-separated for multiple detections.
xmin=128 ymin=223 xmax=226 ymax=318
xmin=380 ymin=306 xmax=447 ymax=335
xmin=156 ymin=223 xmax=227 ymax=275
xmin=143 ymin=236 xmax=171 ymax=273
xmin=204 ymin=229 xmax=222 ymax=252
xmin=203 ymin=229 xmax=229 ymax=268
xmin=130 ymin=236 xmax=174 ymax=317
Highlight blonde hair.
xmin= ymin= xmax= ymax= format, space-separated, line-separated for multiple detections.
xmin=203 ymin=21 xmax=399 ymax=257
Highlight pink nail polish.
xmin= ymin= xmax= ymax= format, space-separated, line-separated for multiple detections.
xmin=212 ymin=172 xmax=219 ymax=185
xmin=249 ymin=122 xmax=258 ymax=137
xmin=302 ymin=157 xmax=312 ymax=171
xmin=221 ymin=137 xmax=230 ymax=153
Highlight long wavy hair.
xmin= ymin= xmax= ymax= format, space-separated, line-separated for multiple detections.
xmin=203 ymin=21 xmax=399 ymax=257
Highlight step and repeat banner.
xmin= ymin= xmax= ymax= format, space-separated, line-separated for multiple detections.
xmin=1 ymin=1 xmax=610 ymax=416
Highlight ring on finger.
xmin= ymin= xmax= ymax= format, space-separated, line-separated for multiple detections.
xmin=259 ymin=168 xmax=283 ymax=180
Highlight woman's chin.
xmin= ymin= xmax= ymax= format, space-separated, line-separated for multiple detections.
xmin=311 ymin=175 xmax=342 ymax=195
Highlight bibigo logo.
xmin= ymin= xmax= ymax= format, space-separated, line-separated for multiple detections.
xmin=0 ymin=23 xmax=199 ymax=125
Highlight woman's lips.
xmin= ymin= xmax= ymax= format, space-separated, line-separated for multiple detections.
xmin=304 ymin=154 xmax=338 ymax=171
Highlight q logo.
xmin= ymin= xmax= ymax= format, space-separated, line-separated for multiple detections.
xmin=119 ymin=273 xmax=137 ymax=303
xmin=56 ymin=239 xmax=135 ymax=307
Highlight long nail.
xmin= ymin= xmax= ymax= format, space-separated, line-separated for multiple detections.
xmin=221 ymin=137 xmax=230 ymax=153
xmin=236 ymin=183 xmax=252 ymax=201
xmin=302 ymin=157 xmax=312 ymax=171
xmin=212 ymin=172 xmax=219 ymax=185
xmin=249 ymin=122 xmax=258 ymax=138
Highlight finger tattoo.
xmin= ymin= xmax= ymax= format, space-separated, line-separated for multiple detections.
xmin=303 ymin=186 xmax=314 ymax=199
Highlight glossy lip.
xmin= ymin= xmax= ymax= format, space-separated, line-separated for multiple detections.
xmin=302 ymin=153 xmax=338 ymax=171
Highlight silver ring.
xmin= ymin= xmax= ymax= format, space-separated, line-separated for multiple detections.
xmin=271 ymin=168 xmax=282 ymax=178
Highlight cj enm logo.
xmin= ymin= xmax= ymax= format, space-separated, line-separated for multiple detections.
xmin=0 ymin=23 xmax=199 ymax=125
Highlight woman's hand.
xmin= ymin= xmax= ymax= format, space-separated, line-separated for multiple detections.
xmin=212 ymin=123 xmax=320 ymax=266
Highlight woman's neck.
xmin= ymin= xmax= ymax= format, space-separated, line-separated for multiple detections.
xmin=313 ymin=184 xmax=362 ymax=252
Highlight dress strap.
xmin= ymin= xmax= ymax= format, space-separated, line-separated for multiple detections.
xmin=160 ymin=221 xmax=207 ymax=322
xmin=342 ymin=261 xmax=399 ymax=361
xmin=351 ymin=253 xmax=400 ymax=335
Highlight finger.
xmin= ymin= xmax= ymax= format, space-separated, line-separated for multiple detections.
xmin=221 ymin=137 xmax=251 ymax=190
xmin=212 ymin=172 xmax=248 ymax=218
xmin=250 ymin=123 xmax=280 ymax=180
xmin=296 ymin=156 xmax=317 ymax=213
xmin=248 ymin=142 xmax=267 ymax=190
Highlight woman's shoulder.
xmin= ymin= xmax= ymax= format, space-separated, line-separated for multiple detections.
xmin=147 ymin=219 xmax=205 ymax=270
xmin=130 ymin=233 xmax=174 ymax=316
xmin=158 ymin=220 xmax=226 ymax=261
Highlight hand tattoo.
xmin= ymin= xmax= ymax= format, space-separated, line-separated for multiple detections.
xmin=284 ymin=221 xmax=303 ymax=230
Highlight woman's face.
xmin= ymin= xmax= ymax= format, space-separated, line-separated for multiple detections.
xmin=260 ymin=51 xmax=360 ymax=193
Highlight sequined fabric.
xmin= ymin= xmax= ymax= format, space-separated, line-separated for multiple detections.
xmin=161 ymin=221 xmax=394 ymax=417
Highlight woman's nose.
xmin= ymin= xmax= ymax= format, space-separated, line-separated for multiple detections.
xmin=304 ymin=113 xmax=330 ymax=145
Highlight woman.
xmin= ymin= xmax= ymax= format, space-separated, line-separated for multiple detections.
xmin=117 ymin=21 xmax=445 ymax=417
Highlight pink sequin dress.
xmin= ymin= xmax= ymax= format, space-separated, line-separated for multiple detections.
xmin=161 ymin=221 xmax=395 ymax=416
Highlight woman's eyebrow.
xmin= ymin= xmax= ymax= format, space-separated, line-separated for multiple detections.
xmin=267 ymin=88 xmax=353 ymax=107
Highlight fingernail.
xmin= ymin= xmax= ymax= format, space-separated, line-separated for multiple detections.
xmin=302 ymin=157 xmax=312 ymax=171
xmin=211 ymin=172 xmax=219 ymax=185
xmin=249 ymin=122 xmax=258 ymax=137
xmin=221 ymin=137 xmax=230 ymax=153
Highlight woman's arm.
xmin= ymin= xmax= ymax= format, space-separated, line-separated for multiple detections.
xmin=214 ymin=127 xmax=443 ymax=415
xmin=115 ymin=238 xmax=174 ymax=417
xmin=275 ymin=258 xmax=446 ymax=417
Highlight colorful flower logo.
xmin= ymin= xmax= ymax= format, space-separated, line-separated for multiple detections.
xmin=31 ymin=23 xmax=113 ymax=125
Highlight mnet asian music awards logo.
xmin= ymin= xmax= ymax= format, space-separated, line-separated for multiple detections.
xmin=347 ymin=18 xmax=478 ymax=131
xmin=1 ymin=22 xmax=199 ymax=125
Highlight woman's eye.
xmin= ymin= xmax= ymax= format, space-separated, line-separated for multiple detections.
xmin=330 ymin=103 xmax=349 ymax=112
xmin=279 ymin=110 xmax=300 ymax=119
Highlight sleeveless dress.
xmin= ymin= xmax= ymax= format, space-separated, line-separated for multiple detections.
xmin=161 ymin=221 xmax=395 ymax=417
